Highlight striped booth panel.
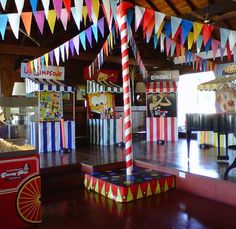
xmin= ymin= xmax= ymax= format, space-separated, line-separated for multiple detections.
xmin=87 ymin=80 xmax=123 ymax=94
xmin=29 ymin=122 xmax=36 ymax=147
xmin=38 ymin=121 xmax=75 ymax=153
xmin=146 ymin=81 xmax=177 ymax=93
xmin=88 ymin=118 xmax=123 ymax=145
xmin=146 ymin=117 xmax=178 ymax=142
xmin=197 ymin=131 xmax=236 ymax=148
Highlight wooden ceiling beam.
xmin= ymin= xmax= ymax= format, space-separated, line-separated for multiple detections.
xmin=146 ymin=0 xmax=160 ymax=11
xmin=185 ymin=0 xmax=196 ymax=11
xmin=165 ymin=0 xmax=181 ymax=16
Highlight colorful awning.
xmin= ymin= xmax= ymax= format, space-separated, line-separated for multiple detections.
xmin=198 ymin=76 xmax=236 ymax=91
xmin=87 ymin=80 xmax=123 ymax=94
xmin=26 ymin=78 xmax=76 ymax=94
xmin=146 ymin=81 xmax=177 ymax=93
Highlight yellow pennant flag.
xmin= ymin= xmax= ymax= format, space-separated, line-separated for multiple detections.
xmin=92 ymin=0 xmax=100 ymax=22
xmin=47 ymin=10 xmax=57 ymax=34
xmin=44 ymin=53 xmax=49 ymax=67
xmin=188 ymin=32 xmax=194 ymax=50
xmin=181 ymin=46 xmax=185 ymax=61
xmin=157 ymin=21 xmax=165 ymax=39
xmin=83 ymin=6 xmax=88 ymax=26
xmin=193 ymin=22 xmax=203 ymax=42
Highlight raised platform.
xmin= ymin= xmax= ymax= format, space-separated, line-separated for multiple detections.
xmin=84 ymin=167 xmax=176 ymax=202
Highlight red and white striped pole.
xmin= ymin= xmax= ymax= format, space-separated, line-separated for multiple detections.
xmin=117 ymin=2 xmax=133 ymax=176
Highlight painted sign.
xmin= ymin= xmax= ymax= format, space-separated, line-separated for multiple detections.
xmin=148 ymin=70 xmax=179 ymax=82
xmin=21 ymin=63 xmax=65 ymax=80
xmin=84 ymin=68 xmax=119 ymax=82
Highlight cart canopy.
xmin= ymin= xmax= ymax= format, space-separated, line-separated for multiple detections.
xmin=146 ymin=81 xmax=177 ymax=93
xmin=87 ymin=80 xmax=123 ymax=94
xmin=26 ymin=78 xmax=76 ymax=94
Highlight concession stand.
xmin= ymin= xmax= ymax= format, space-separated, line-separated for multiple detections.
xmin=146 ymin=70 xmax=179 ymax=142
xmin=87 ymin=79 xmax=123 ymax=145
xmin=22 ymin=64 xmax=76 ymax=153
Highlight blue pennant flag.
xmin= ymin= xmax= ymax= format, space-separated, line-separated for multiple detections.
xmin=80 ymin=31 xmax=86 ymax=50
xmin=164 ymin=22 xmax=171 ymax=38
xmin=91 ymin=24 xmax=98 ymax=43
xmin=205 ymin=39 xmax=211 ymax=55
xmin=30 ymin=0 xmax=38 ymax=14
xmin=0 ymin=14 xmax=8 ymax=39
xmin=127 ymin=9 xmax=134 ymax=28
xmin=181 ymin=19 xmax=193 ymax=45
xmin=154 ymin=34 xmax=158 ymax=49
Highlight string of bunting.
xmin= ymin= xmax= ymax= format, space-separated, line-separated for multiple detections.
xmin=25 ymin=17 xmax=106 ymax=73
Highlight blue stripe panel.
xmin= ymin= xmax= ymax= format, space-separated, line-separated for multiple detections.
xmin=68 ymin=121 xmax=72 ymax=149
xmin=43 ymin=122 xmax=48 ymax=152
xmin=56 ymin=85 xmax=60 ymax=91
xmin=60 ymin=121 xmax=63 ymax=148
xmin=64 ymin=86 xmax=68 ymax=92
xmin=40 ymin=83 xmax=44 ymax=91
xmin=51 ymin=121 xmax=56 ymax=152
xmin=48 ymin=84 xmax=52 ymax=91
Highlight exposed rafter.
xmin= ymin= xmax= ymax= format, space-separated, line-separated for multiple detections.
xmin=165 ymin=0 xmax=181 ymax=16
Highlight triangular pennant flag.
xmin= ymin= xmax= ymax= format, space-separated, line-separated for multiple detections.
xmin=92 ymin=0 xmax=100 ymax=23
xmin=171 ymin=16 xmax=182 ymax=39
xmin=205 ymin=39 xmax=211 ymax=55
xmin=69 ymin=39 xmax=75 ymax=56
xmin=7 ymin=13 xmax=20 ymax=39
xmin=86 ymin=27 xmax=93 ymax=48
xmin=44 ymin=53 xmax=49 ymax=67
xmin=157 ymin=21 xmax=165 ymax=39
xmin=229 ymin=30 xmax=236 ymax=51
xmin=0 ymin=0 xmax=7 ymax=10
xmin=54 ymin=47 xmax=60 ymax=65
xmin=154 ymin=11 xmax=165 ymax=34
xmin=170 ymin=41 xmax=176 ymax=57
xmin=196 ymin=35 xmax=203 ymax=53
xmin=40 ymin=56 xmax=44 ymax=68
xmin=232 ymin=46 xmax=236 ymax=62
xmin=165 ymin=37 xmax=171 ymax=56
xmin=142 ymin=8 xmax=154 ymax=36
xmin=160 ymin=33 xmax=165 ymax=53
xmin=173 ymin=27 xmax=181 ymax=42
xmin=102 ymin=0 xmax=111 ymax=25
xmin=211 ymin=39 xmax=220 ymax=60
xmin=176 ymin=43 xmax=181 ymax=58
xmin=60 ymin=44 xmax=65 ymax=62
xmin=203 ymin=24 xmax=214 ymax=46
xmin=135 ymin=6 xmax=145 ymax=31
xmin=85 ymin=0 xmax=92 ymax=21
xmin=33 ymin=59 xmax=38 ymax=72
xmin=42 ymin=0 xmax=50 ymax=18
xmin=60 ymin=8 xmax=68 ymax=31
xmin=92 ymin=24 xmax=98 ymax=42
xmin=63 ymin=0 xmax=71 ymax=19
xmin=74 ymin=0 xmax=83 ymax=22
xmin=53 ymin=0 xmax=63 ymax=19
xmin=21 ymin=12 xmax=32 ymax=36
xmin=154 ymin=34 xmax=158 ymax=49
xmin=80 ymin=31 xmax=86 ymax=50
xmin=164 ymin=22 xmax=171 ymax=38
xmin=220 ymin=46 xmax=225 ymax=61
xmin=15 ymin=0 xmax=25 ymax=15
xmin=30 ymin=0 xmax=37 ymax=14
xmin=0 ymin=14 xmax=8 ymax=39
xmin=98 ymin=17 xmax=104 ymax=37
xmin=127 ymin=9 xmax=134 ymax=28
xmin=64 ymin=40 xmax=69 ymax=59
xmin=181 ymin=19 xmax=193 ymax=44
xmin=226 ymin=42 xmax=232 ymax=61
xmin=146 ymin=16 xmax=155 ymax=42
xmin=34 ymin=11 xmax=45 ymax=34
xmin=47 ymin=10 xmax=57 ymax=33
xmin=188 ymin=32 xmax=194 ymax=50
xmin=73 ymin=35 xmax=80 ymax=55
xmin=193 ymin=22 xmax=203 ymax=42
xmin=49 ymin=51 xmax=54 ymax=65
xmin=71 ymin=7 xmax=81 ymax=30
xmin=83 ymin=6 xmax=88 ymax=26
xmin=220 ymin=28 xmax=231 ymax=48
xmin=110 ymin=0 xmax=117 ymax=22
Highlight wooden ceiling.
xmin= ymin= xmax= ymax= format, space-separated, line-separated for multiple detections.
xmin=1 ymin=0 xmax=236 ymax=72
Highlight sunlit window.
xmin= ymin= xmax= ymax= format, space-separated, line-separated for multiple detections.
xmin=178 ymin=71 xmax=216 ymax=131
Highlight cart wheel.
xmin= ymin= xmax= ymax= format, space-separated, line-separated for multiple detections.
xmin=16 ymin=176 xmax=41 ymax=224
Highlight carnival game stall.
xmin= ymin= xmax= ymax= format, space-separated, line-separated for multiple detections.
xmin=196 ymin=75 xmax=236 ymax=148
xmin=87 ymin=80 xmax=123 ymax=145
xmin=26 ymin=77 xmax=76 ymax=153
xmin=146 ymin=73 xmax=178 ymax=142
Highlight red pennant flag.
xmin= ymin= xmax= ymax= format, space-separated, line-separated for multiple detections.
xmin=176 ymin=43 xmax=181 ymax=58
xmin=130 ymin=184 xmax=139 ymax=200
xmin=203 ymin=24 xmax=214 ymax=46
xmin=142 ymin=8 xmax=154 ymax=37
xmin=63 ymin=0 xmax=71 ymax=19
xmin=226 ymin=42 xmax=232 ymax=61
xmin=140 ymin=181 xmax=148 ymax=196
xmin=173 ymin=27 xmax=181 ymax=42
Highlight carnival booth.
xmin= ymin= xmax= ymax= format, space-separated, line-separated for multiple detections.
xmin=146 ymin=71 xmax=179 ymax=142
xmin=87 ymin=79 xmax=123 ymax=145
xmin=23 ymin=65 xmax=76 ymax=153
xmin=197 ymin=75 xmax=236 ymax=148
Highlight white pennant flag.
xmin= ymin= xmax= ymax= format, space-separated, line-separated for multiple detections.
xmin=73 ymin=35 xmax=80 ymax=55
xmin=15 ymin=0 xmax=25 ymax=14
xmin=8 ymin=13 xmax=20 ymax=39
xmin=60 ymin=8 xmax=68 ymax=31
xmin=54 ymin=47 xmax=60 ymax=66
xmin=74 ymin=0 xmax=83 ymax=22
xmin=42 ymin=0 xmax=50 ymax=18
xmin=155 ymin=11 xmax=165 ymax=34
xmin=71 ymin=7 xmax=81 ymax=30
xmin=60 ymin=44 xmax=65 ymax=62
xmin=64 ymin=40 xmax=69 ymax=60
xmin=102 ymin=0 xmax=111 ymax=23
xmin=229 ymin=30 xmax=236 ymax=51
xmin=135 ymin=6 xmax=145 ymax=31
xmin=0 ymin=0 xmax=7 ymax=10
xmin=160 ymin=33 xmax=165 ymax=53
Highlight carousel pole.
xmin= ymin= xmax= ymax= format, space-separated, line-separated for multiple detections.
xmin=117 ymin=2 xmax=133 ymax=176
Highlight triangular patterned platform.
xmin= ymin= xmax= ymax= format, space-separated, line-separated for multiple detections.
xmin=84 ymin=167 xmax=176 ymax=202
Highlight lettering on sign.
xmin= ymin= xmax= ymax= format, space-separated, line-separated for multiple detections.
xmin=0 ymin=164 xmax=29 ymax=181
